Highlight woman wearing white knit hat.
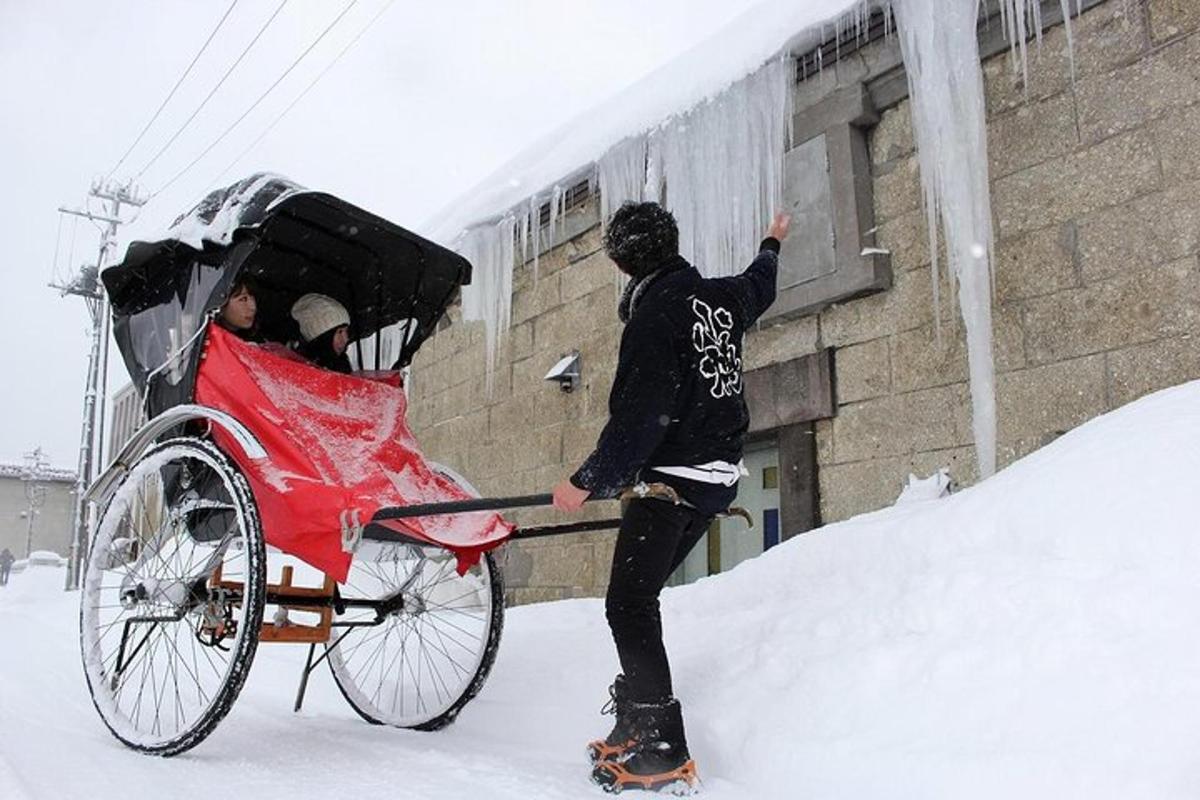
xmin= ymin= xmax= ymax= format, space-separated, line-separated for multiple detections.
xmin=291 ymin=293 xmax=353 ymax=374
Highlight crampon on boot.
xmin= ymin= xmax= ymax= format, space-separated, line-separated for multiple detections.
xmin=591 ymin=698 xmax=699 ymax=795
xmin=587 ymin=675 xmax=636 ymax=764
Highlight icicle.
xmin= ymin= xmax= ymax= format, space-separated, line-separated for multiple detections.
xmin=529 ymin=194 xmax=540 ymax=283
xmin=1059 ymin=0 xmax=1077 ymax=82
xmin=892 ymin=0 xmax=999 ymax=479
xmin=558 ymin=185 xmax=568 ymax=241
xmin=459 ymin=216 xmax=516 ymax=396
xmin=659 ymin=58 xmax=789 ymax=278
xmin=546 ymin=184 xmax=562 ymax=253
xmin=519 ymin=204 xmax=530 ymax=265
xmin=644 ymin=129 xmax=663 ymax=204
xmin=597 ymin=135 xmax=648 ymax=231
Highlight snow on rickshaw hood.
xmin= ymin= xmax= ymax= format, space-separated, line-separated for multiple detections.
xmin=164 ymin=172 xmax=312 ymax=249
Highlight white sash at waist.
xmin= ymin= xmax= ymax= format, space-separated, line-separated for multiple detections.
xmin=650 ymin=459 xmax=748 ymax=487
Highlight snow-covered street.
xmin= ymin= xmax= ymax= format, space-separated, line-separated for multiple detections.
xmin=5 ymin=382 xmax=1200 ymax=799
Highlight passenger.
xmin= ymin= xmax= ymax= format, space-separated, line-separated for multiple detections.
xmin=216 ymin=275 xmax=259 ymax=341
xmin=291 ymin=293 xmax=353 ymax=374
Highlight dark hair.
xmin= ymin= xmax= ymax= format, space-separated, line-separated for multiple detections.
xmin=603 ymin=202 xmax=679 ymax=279
xmin=226 ymin=273 xmax=257 ymax=298
xmin=298 ymin=327 xmax=352 ymax=374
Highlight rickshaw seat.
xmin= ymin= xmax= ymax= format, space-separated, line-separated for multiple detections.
xmin=194 ymin=324 xmax=512 ymax=583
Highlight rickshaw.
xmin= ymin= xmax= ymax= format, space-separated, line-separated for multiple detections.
xmin=78 ymin=174 xmax=625 ymax=756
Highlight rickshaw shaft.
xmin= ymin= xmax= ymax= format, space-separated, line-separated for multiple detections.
xmin=372 ymin=492 xmax=564 ymax=520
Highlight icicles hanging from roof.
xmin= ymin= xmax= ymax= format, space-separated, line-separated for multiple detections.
xmin=453 ymin=56 xmax=789 ymax=387
xmin=644 ymin=130 xmax=663 ymax=203
xmin=598 ymin=135 xmax=650 ymax=302
xmin=459 ymin=216 xmax=516 ymax=395
xmin=994 ymin=0 xmax=1078 ymax=84
xmin=891 ymin=0 xmax=998 ymax=479
xmin=659 ymin=57 xmax=790 ymax=278
xmin=597 ymin=136 xmax=649 ymax=230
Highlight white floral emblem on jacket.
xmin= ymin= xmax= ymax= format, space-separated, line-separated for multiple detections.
xmin=690 ymin=298 xmax=742 ymax=398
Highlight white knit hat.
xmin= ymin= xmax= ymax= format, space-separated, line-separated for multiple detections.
xmin=291 ymin=293 xmax=350 ymax=342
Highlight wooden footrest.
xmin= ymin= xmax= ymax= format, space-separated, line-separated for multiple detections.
xmin=211 ymin=564 xmax=336 ymax=644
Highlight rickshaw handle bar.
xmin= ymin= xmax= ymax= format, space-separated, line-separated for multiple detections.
xmin=372 ymin=493 xmax=567 ymax=521
xmin=371 ymin=482 xmax=683 ymax=523
xmin=511 ymin=518 xmax=625 ymax=539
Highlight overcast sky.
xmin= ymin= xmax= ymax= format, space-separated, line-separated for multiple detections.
xmin=0 ymin=0 xmax=766 ymax=469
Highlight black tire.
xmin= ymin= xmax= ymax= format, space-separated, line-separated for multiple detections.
xmin=327 ymin=545 xmax=505 ymax=730
xmin=79 ymin=437 xmax=266 ymax=756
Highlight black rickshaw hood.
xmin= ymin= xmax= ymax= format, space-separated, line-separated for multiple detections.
xmin=103 ymin=173 xmax=472 ymax=417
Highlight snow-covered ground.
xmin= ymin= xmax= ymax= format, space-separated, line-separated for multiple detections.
xmin=4 ymin=381 xmax=1200 ymax=799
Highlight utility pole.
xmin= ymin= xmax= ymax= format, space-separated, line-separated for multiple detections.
xmin=54 ymin=179 xmax=145 ymax=590
xmin=20 ymin=448 xmax=49 ymax=558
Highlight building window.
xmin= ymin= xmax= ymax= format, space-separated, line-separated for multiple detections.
xmin=765 ymin=84 xmax=891 ymax=321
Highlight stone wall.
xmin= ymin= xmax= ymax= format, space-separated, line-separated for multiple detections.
xmin=409 ymin=0 xmax=1200 ymax=604
xmin=812 ymin=0 xmax=1200 ymax=520
xmin=408 ymin=227 xmax=626 ymax=605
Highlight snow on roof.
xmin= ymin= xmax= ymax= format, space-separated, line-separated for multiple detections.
xmin=421 ymin=0 xmax=869 ymax=243
xmin=0 ymin=463 xmax=77 ymax=483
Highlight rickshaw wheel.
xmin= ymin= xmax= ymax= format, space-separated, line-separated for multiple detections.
xmin=328 ymin=545 xmax=505 ymax=730
xmin=79 ymin=437 xmax=267 ymax=756
xmin=327 ymin=462 xmax=505 ymax=731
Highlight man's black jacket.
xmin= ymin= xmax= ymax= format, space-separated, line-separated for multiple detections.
xmin=571 ymin=239 xmax=780 ymax=514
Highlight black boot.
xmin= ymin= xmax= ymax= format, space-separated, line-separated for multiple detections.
xmin=591 ymin=698 xmax=699 ymax=794
xmin=587 ymin=675 xmax=637 ymax=764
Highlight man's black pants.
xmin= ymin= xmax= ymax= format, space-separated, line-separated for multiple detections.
xmin=606 ymin=498 xmax=712 ymax=704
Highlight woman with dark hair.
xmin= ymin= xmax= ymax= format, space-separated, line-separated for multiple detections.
xmin=291 ymin=293 xmax=353 ymax=374
xmin=216 ymin=275 xmax=259 ymax=341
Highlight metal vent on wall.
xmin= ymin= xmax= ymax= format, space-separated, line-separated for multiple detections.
xmin=536 ymin=178 xmax=592 ymax=228
xmin=796 ymin=0 xmax=1057 ymax=84
xmin=796 ymin=7 xmax=895 ymax=83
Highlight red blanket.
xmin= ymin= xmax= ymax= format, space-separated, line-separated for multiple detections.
xmin=194 ymin=325 xmax=512 ymax=582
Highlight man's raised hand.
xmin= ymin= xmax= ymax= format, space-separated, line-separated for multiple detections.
xmin=767 ymin=212 xmax=791 ymax=242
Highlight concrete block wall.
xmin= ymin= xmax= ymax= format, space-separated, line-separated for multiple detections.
xmin=408 ymin=223 xmax=625 ymax=605
xmin=784 ymin=0 xmax=1200 ymax=521
xmin=0 ymin=477 xmax=76 ymax=559
xmin=409 ymin=0 xmax=1200 ymax=603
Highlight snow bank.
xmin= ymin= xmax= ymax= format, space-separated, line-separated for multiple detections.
xmin=664 ymin=379 xmax=1200 ymax=798
xmin=4 ymin=381 xmax=1198 ymax=799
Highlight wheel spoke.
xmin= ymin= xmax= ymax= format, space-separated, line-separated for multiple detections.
xmin=328 ymin=546 xmax=499 ymax=728
xmin=80 ymin=440 xmax=263 ymax=755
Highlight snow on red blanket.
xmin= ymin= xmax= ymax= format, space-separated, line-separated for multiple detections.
xmin=194 ymin=324 xmax=512 ymax=582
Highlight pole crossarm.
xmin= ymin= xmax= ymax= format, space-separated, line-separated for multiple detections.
xmin=57 ymin=207 xmax=126 ymax=226
xmin=89 ymin=189 xmax=146 ymax=207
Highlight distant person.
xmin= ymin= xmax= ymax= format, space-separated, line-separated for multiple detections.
xmin=216 ymin=275 xmax=260 ymax=341
xmin=0 ymin=547 xmax=14 ymax=586
xmin=291 ymin=293 xmax=353 ymax=374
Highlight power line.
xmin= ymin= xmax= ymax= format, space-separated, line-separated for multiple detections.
xmin=66 ymin=212 xmax=80 ymax=273
xmin=133 ymin=0 xmax=290 ymax=182
xmin=106 ymin=0 xmax=240 ymax=180
xmin=151 ymin=0 xmax=359 ymax=200
xmin=50 ymin=212 xmax=64 ymax=281
xmin=211 ymin=0 xmax=396 ymax=186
